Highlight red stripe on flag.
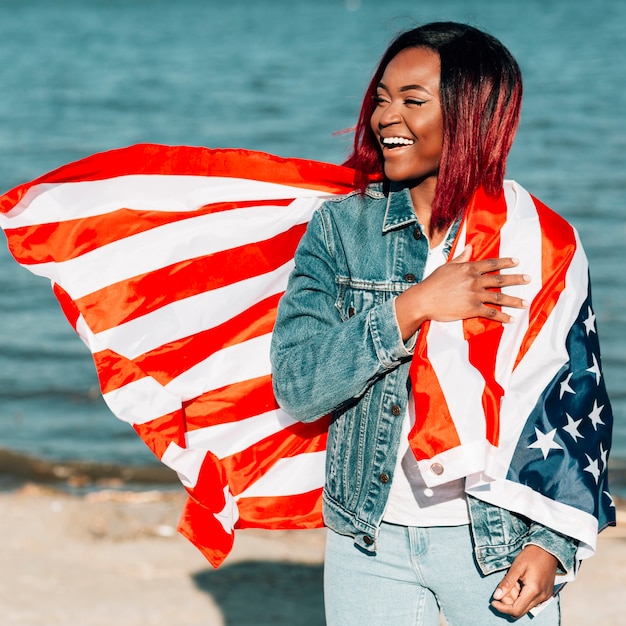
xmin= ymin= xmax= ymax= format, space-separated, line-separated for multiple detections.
xmin=184 ymin=376 xmax=278 ymax=430
xmin=52 ymin=282 xmax=81 ymax=330
xmin=76 ymin=224 xmax=305 ymax=333
xmin=236 ymin=489 xmax=324 ymax=529
xmin=4 ymin=199 xmax=294 ymax=265
xmin=514 ymin=196 xmax=577 ymax=368
xmin=409 ymin=336 xmax=461 ymax=458
xmin=92 ymin=349 xmax=149 ymax=393
xmin=133 ymin=409 xmax=187 ymax=460
xmin=0 ymin=144 xmax=355 ymax=215
xmin=178 ymin=494 xmax=235 ymax=569
xmin=463 ymin=188 xmax=508 ymax=446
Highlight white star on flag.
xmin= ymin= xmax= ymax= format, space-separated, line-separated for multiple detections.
xmin=583 ymin=306 xmax=596 ymax=335
xmin=587 ymin=354 xmax=601 ymax=385
xmin=588 ymin=400 xmax=605 ymax=431
xmin=599 ymin=443 xmax=609 ymax=471
xmin=604 ymin=491 xmax=615 ymax=508
xmin=562 ymin=413 xmax=584 ymax=442
xmin=559 ymin=372 xmax=575 ymax=399
xmin=528 ymin=427 xmax=564 ymax=460
xmin=583 ymin=454 xmax=600 ymax=483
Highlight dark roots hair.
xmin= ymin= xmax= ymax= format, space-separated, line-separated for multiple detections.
xmin=344 ymin=22 xmax=523 ymax=231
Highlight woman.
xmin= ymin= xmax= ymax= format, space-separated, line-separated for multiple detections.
xmin=271 ymin=22 xmax=609 ymax=625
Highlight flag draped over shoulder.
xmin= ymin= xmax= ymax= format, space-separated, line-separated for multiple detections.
xmin=409 ymin=183 xmax=615 ymax=573
xmin=0 ymin=144 xmax=354 ymax=567
xmin=0 ymin=144 xmax=614 ymax=572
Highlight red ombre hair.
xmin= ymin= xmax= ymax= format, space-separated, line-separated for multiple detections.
xmin=344 ymin=22 xmax=523 ymax=231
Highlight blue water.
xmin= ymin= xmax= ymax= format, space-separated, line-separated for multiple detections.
xmin=0 ymin=0 xmax=624 ymax=472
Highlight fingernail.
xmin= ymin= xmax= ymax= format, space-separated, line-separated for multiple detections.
xmin=493 ymin=588 xmax=504 ymax=600
xmin=521 ymin=299 xmax=529 ymax=307
xmin=523 ymin=274 xmax=531 ymax=282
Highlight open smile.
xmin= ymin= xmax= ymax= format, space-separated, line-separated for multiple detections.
xmin=380 ymin=136 xmax=415 ymax=149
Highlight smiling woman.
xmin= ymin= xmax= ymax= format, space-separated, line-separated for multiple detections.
xmin=270 ymin=21 xmax=614 ymax=626
xmin=370 ymin=47 xmax=443 ymax=226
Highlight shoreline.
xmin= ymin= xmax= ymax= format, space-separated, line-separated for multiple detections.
xmin=0 ymin=447 xmax=179 ymax=492
xmin=1 ymin=482 xmax=625 ymax=625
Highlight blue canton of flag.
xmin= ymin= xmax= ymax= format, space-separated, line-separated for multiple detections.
xmin=507 ymin=280 xmax=615 ymax=530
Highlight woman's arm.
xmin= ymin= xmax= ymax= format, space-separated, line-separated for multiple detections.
xmin=271 ymin=208 xmax=412 ymax=422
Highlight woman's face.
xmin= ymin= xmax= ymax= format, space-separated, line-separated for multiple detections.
xmin=370 ymin=47 xmax=443 ymax=187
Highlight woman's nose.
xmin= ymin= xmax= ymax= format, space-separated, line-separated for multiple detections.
xmin=377 ymin=101 xmax=402 ymax=127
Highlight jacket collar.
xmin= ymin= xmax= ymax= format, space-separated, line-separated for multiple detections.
xmin=376 ymin=183 xmax=462 ymax=253
xmin=381 ymin=185 xmax=419 ymax=233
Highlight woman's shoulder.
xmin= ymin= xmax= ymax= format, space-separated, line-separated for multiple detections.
xmin=319 ymin=183 xmax=386 ymax=216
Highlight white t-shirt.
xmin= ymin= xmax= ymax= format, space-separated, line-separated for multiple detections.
xmin=383 ymin=236 xmax=470 ymax=526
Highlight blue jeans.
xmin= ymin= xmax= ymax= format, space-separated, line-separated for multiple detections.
xmin=324 ymin=523 xmax=560 ymax=625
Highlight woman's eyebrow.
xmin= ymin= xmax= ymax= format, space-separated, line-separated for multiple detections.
xmin=377 ymin=81 xmax=433 ymax=96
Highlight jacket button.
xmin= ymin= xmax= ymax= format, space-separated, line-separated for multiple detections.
xmin=348 ymin=306 xmax=356 ymax=317
xmin=413 ymin=228 xmax=422 ymax=240
xmin=404 ymin=273 xmax=416 ymax=282
xmin=391 ymin=405 xmax=401 ymax=416
xmin=379 ymin=472 xmax=390 ymax=484
xmin=430 ymin=462 xmax=444 ymax=476
xmin=363 ymin=535 xmax=374 ymax=545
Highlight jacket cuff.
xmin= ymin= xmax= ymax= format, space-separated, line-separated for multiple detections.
xmin=368 ymin=297 xmax=415 ymax=367
xmin=524 ymin=522 xmax=578 ymax=575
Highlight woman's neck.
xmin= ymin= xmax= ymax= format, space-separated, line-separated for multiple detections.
xmin=408 ymin=180 xmax=445 ymax=246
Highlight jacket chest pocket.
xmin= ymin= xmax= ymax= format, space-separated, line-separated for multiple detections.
xmin=335 ymin=281 xmax=396 ymax=322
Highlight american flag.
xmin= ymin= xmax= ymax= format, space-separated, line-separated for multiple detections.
xmin=409 ymin=184 xmax=615 ymax=572
xmin=0 ymin=144 xmax=353 ymax=567
xmin=0 ymin=144 xmax=614 ymax=571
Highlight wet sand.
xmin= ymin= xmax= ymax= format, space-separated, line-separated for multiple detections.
xmin=0 ymin=484 xmax=624 ymax=625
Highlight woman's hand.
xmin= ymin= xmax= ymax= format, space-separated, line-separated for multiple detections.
xmin=490 ymin=544 xmax=559 ymax=618
xmin=395 ymin=245 xmax=530 ymax=341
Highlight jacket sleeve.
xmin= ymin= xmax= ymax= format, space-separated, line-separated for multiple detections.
xmin=525 ymin=522 xmax=578 ymax=575
xmin=270 ymin=206 xmax=414 ymax=423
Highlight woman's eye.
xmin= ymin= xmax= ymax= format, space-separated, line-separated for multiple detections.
xmin=405 ymin=98 xmax=426 ymax=106
xmin=372 ymin=95 xmax=388 ymax=106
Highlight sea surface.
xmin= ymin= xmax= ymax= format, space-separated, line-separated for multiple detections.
xmin=0 ymin=0 xmax=624 ymax=487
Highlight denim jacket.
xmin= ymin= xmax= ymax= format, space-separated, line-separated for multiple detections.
xmin=270 ymin=184 xmax=577 ymax=576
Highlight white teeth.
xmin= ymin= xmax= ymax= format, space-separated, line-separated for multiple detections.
xmin=382 ymin=137 xmax=415 ymax=146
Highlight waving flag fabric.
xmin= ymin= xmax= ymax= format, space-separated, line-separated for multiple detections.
xmin=0 ymin=144 xmax=613 ymax=571
xmin=409 ymin=183 xmax=615 ymax=571
xmin=0 ymin=144 xmax=354 ymax=567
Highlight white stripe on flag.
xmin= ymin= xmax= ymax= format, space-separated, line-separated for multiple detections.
xmin=1 ymin=176 xmax=333 ymax=227
xmin=428 ymin=320 xmax=488 ymax=438
xmin=161 ymin=441 xmax=206 ymax=489
xmin=494 ymin=183 xmax=543 ymax=388
xmin=185 ymin=408 xmax=299 ymax=458
xmin=167 ymin=334 xmax=273 ymax=400
xmin=102 ymin=375 xmax=182 ymax=425
xmin=235 ymin=451 xmax=326 ymax=499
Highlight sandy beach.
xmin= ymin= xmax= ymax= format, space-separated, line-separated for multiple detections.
xmin=1 ymin=484 xmax=624 ymax=626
